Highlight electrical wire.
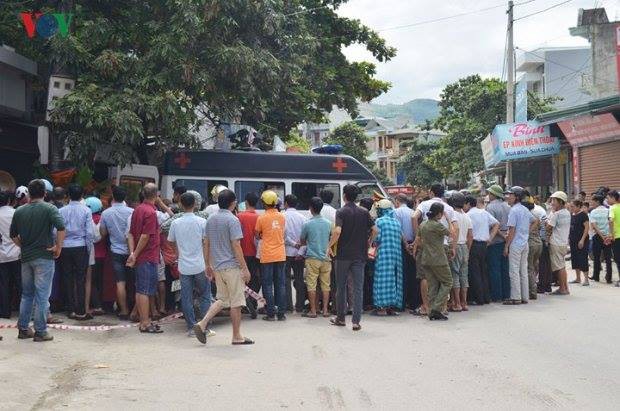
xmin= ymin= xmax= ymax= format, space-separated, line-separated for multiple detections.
xmin=514 ymin=0 xmax=573 ymax=21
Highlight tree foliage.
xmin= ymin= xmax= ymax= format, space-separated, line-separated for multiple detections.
xmin=428 ymin=75 xmax=558 ymax=181
xmin=398 ymin=140 xmax=442 ymax=188
xmin=0 ymin=0 xmax=395 ymax=165
xmin=283 ymin=130 xmax=311 ymax=153
xmin=324 ymin=122 xmax=370 ymax=163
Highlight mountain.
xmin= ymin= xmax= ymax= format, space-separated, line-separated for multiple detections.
xmin=358 ymin=98 xmax=440 ymax=125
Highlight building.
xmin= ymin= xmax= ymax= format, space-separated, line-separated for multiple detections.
xmin=570 ymin=8 xmax=620 ymax=100
xmin=516 ymin=46 xmax=592 ymax=109
xmin=0 ymin=45 xmax=47 ymax=188
xmin=367 ymin=125 xmax=446 ymax=184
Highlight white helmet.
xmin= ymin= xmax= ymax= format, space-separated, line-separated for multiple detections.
xmin=15 ymin=186 xmax=29 ymax=200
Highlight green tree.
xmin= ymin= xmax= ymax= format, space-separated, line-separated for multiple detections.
xmin=324 ymin=122 xmax=370 ymax=162
xmin=324 ymin=122 xmax=391 ymax=186
xmin=398 ymin=140 xmax=442 ymax=188
xmin=283 ymin=130 xmax=311 ymax=153
xmin=428 ymin=75 xmax=557 ymax=181
xmin=0 ymin=0 xmax=395 ymax=166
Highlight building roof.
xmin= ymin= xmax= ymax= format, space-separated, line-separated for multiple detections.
xmin=577 ymin=8 xmax=609 ymax=26
xmin=0 ymin=45 xmax=37 ymax=75
xmin=535 ymin=94 xmax=620 ymax=125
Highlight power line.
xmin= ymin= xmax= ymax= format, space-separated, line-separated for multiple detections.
xmin=514 ymin=0 xmax=573 ymax=21
xmin=377 ymin=0 xmax=536 ymax=32
xmin=284 ymin=5 xmax=331 ymax=17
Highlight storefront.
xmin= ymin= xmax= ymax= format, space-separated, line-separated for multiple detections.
xmin=537 ymin=95 xmax=620 ymax=196
xmin=0 ymin=118 xmax=43 ymax=187
xmin=481 ymin=120 xmax=561 ymax=196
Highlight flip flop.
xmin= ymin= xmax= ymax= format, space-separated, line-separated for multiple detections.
xmin=330 ymin=318 xmax=346 ymax=327
xmin=411 ymin=308 xmax=428 ymax=317
xmin=502 ymin=300 xmax=521 ymax=305
xmin=370 ymin=310 xmax=388 ymax=317
xmin=139 ymin=324 xmax=163 ymax=334
xmin=192 ymin=324 xmax=206 ymax=344
xmin=232 ymin=338 xmax=255 ymax=345
xmin=301 ymin=313 xmax=318 ymax=318
xmin=550 ymin=289 xmax=570 ymax=295
xmin=47 ymin=316 xmax=64 ymax=324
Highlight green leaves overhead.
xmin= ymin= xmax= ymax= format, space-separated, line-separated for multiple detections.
xmin=1 ymin=0 xmax=395 ymax=166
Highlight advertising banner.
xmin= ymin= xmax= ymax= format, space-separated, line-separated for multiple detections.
xmin=481 ymin=121 xmax=560 ymax=168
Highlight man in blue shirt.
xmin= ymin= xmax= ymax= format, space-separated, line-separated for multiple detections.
xmin=299 ymin=197 xmax=332 ymax=318
xmin=504 ymin=186 xmax=535 ymax=305
xmin=393 ymin=193 xmax=418 ymax=310
xmin=100 ymin=186 xmax=134 ymax=319
xmin=59 ymin=184 xmax=94 ymax=320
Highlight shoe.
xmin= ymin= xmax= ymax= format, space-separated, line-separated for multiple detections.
xmin=428 ymin=310 xmax=448 ymax=321
xmin=277 ymin=315 xmax=286 ymax=321
xmin=615 ymin=281 xmax=620 ymax=288
xmin=33 ymin=332 xmax=53 ymax=342
xmin=18 ymin=328 xmax=35 ymax=339
xmin=47 ymin=316 xmax=63 ymax=324
xmin=192 ymin=324 xmax=206 ymax=344
xmin=206 ymin=329 xmax=216 ymax=337
xmin=582 ymin=282 xmax=590 ymax=286
xmin=606 ymin=280 xmax=613 ymax=284
xmin=187 ymin=329 xmax=196 ymax=338
xmin=262 ymin=316 xmax=276 ymax=322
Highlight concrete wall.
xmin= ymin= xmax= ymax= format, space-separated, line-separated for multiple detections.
xmin=0 ymin=65 xmax=26 ymax=114
xmin=590 ymin=23 xmax=619 ymax=99
xmin=544 ymin=48 xmax=591 ymax=108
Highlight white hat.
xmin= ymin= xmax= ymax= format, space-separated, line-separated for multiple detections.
xmin=550 ymin=191 xmax=568 ymax=203
xmin=377 ymin=199 xmax=394 ymax=209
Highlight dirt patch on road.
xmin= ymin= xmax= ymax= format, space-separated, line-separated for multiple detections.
xmin=31 ymin=361 xmax=88 ymax=410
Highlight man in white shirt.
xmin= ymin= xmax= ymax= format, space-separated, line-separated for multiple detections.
xmin=546 ymin=191 xmax=571 ymax=295
xmin=465 ymin=196 xmax=499 ymax=305
xmin=319 ymin=190 xmax=337 ymax=224
xmin=412 ymin=184 xmax=458 ymax=316
xmin=0 ymin=191 xmax=20 ymax=319
xmin=283 ymin=194 xmax=307 ymax=312
xmin=448 ymin=193 xmax=472 ymax=311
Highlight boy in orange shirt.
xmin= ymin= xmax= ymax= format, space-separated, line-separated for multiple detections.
xmin=255 ymin=190 xmax=287 ymax=321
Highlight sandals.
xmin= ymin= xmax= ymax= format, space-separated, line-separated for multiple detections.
xmin=352 ymin=324 xmax=362 ymax=331
xmin=448 ymin=307 xmax=462 ymax=312
xmin=411 ymin=308 xmax=428 ymax=317
xmin=550 ymin=289 xmax=570 ymax=295
xmin=330 ymin=318 xmax=346 ymax=327
xmin=47 ymin=316 xmax=64 ymax=324
xmin=91 ymin=309 xmax=105 ymax=316
xmin=301 ymin=313 xmax=318 ymax=318
xmin=193 ymin=324 xmax=206 ymax=344
xmin=502 ymin=299 xmax=521 ymax=305
xmin=232 ymin=337 xmax=255 ymax=345
xmin=139 ymin=324 xmax=163 ymax=334
xmin=74 ymin=313 xmax=94 ymax=321
xmin=386 ymin=310 xmax=399 ymax=316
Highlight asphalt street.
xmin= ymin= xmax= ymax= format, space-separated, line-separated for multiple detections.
xmin=1 ymin=279 xmax=620 ymax=410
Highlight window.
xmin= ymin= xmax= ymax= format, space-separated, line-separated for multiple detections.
xmin=235 ymin=181 xmax=285 ymax=210
xmin=53 ymin=81 xmax=60 ymax=88
xmin=357 ymin=183 xmax=383 ymax=199
xmin=292 ymin=183 xmax=341 ymax=210
xmin=119 ymin=176 xmax=156 ymax=205
xmin=64 ymin=83 xmax=72 ymax=90
xmin=173 ymin=179 xmax=228 ymax=205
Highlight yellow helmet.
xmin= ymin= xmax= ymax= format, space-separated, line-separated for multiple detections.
xmin=261 ymin=190 xmax=278 ymax=206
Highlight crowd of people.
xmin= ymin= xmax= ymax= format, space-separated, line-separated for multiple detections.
xmin=1 ymin=178 xmax=619 ymax=344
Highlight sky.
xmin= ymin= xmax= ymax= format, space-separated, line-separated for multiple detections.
xmin=338 ymin=0 xmax=620 ymax=104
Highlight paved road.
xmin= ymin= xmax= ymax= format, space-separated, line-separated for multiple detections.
xmin=2 ymin=280 xmax=619 ymax=410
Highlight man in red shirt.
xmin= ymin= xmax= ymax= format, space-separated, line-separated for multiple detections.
xmin=238 ymin=192 xmax=260 ymax=319
xmin=126 ymin=183 xmax=163 ymax=334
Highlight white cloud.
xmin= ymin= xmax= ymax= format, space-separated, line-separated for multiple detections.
xmin=338 ymin=0 xmax=619 ymax=104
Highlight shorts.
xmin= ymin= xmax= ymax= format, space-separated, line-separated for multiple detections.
xmin=305 ymin=258 xmax=331 ymax=291
xmin=450 ymin=244 xmax=469 ymax=288
xmin=549 ymin=243 xmax=568 ymax=272
xmin=215 ymin=267 xmax=246 ymax=308
xmin=135 ymin=262 xmax=158 ymax=296
xmin=112 ymin=253 xmax=131 ymax=282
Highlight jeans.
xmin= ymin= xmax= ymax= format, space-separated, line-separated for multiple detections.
xmin=468 ymin=241 xmax=489 ymax=304
xmin=488 ymin=242 xmax=510 ymax=301
xmin=592 ymin=235 xmax=613 ymax=282
xmin=0 ymin=260 xmax=20 ymax=318
xmin=18 ymin=258 xmax=55 ymax=333
xmin=261 ymin=262 xmax=286 ymax=317
xmin=180 ymin=273 xmax=211 ymax=330
xmin=335 ymin=259 xmax=365 ymax=324
xmin=286 ymin=257 xmax=307 ymax=312
xmin=509 ymin=244 xmax=529 ymax=302
xmin=60 ymin=246 xmax=89 ymax=315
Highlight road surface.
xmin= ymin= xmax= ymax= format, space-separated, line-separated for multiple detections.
xmin=1 ymin=281 xmax=619 ymax=410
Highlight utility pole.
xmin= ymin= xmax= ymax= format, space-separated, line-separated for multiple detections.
xmin=505 ymin=0 xmax=514 ymax=187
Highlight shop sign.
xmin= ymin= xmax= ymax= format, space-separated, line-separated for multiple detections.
xmin=481 ymin=121 xmax=560 ymax=168
xmin=557 ymin=112 xmax=620 ymax=147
